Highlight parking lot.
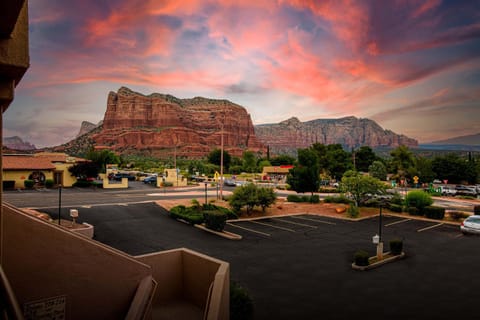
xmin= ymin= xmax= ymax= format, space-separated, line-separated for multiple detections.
xmin=37 ymin=202 xmax=478 ymax=320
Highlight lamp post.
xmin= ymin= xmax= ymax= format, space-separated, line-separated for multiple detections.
xmin=210 ymin=112 xmax=225 ymax=200
xmin=204 ymin=181 xmax=208 ymax=205
xmin=372 ymin=202 xmax=384 ymax=260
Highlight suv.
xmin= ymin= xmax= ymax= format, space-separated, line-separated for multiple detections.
xmin=455 ymin=185 xmax=477 ymax=196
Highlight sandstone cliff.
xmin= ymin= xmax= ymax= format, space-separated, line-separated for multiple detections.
xmin=254 ymin=116 xmax=418 ymax=155
xmin=3 ymin=136 xmax=36 ymax=150
xmin=76 ymin=120 xmax=102 ymax=137
xmin=92 ymin=87 xmax=265 ymax=158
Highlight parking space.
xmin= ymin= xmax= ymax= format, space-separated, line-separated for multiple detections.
xmin=381 ymin=214 xmax=462 ymax=238
xmin=225 ymin=214 xmax=339 ymax=239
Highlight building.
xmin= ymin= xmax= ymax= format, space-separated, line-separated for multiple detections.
xmin=261 ymin=165 xmax=294 ymax=183
xmin=0 ymin=2 xmax=230 ymax=319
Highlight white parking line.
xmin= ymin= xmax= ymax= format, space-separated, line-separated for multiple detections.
xmin=290 ymin=216 xmax=336 ymax=225
xmin=417 ymin=223 xmax=444 ymax=232
xmin=250 ymin=220 xmax=296 ymax=232
xmin=276 ymin=219 xmax=317 ymax=228
xmin=385 ymin=219 xmax=412 ymax=227
xmin=227 ymin=223 xmax=271 ymax=237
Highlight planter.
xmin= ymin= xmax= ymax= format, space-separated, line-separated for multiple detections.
xmin=352 ymin=251 xmax=405 ymax=271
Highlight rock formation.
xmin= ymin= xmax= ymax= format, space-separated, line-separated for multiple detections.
xmin=91 ymin=87 xmax=265 ymax=158
xmin=3 ymin=136 xmax=36 ymax=150
xmin=254 ymin=116 xmax=418 ymax=155
xmin=76 ymin=120 xmax=102 ymax=137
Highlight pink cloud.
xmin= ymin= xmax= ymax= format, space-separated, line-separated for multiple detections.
xmin=411 ymin=0 xmax=442 ymax=18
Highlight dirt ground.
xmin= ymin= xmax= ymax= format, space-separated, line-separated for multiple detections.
xmin=155 ymin=197 xmax=380 ymax=220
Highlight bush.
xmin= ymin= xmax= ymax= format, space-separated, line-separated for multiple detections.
xmin=405 ymin=190 xmax=433 ymax=212
xmin=162 ymin=181 xmax=173 ymax=187
xmin=448 ymin=211 xmax=470 ymax=221
xmin=287 ymin=194 xmax=302 ymax=202
xmin=169 ymin=205 xmax=204 ymax=225
xmin=204 ymin=210 xmax=227 ymax=231
xmin=310 ymin=194 xmax=320 ymax=203
xmin=24 ymin=179 xmax=34 ymax=188
xmin=389 ymin=204 xmax=403 ymax=213
xmin=362 ymin=198 xmax=380 ymax=208
xmin=423 ymin=206 xmax=445 ymax=220
xmin=73 ymin=180 xmax=92 ymax=188
xmin=347 ymin=205 xmax=359 ymax=218
xmin=407 ymin=207 xmax=421 ymax=216
xmin=323 ymin=194 xmax=352 ymax=204
xmin=354 ymin=250 xmax=369 ymax=266
xmin=230 ymin=281 xmax=254 ymax=320
xmin=45 ymin=179 xmax=54 ymax=188
xmin=389 ymin=192 xmax=404 ymax=206
xmin=389 ymin=239 xmax=403 ymax=255
xmin=474 ymin=205 xmax=480 ymax=215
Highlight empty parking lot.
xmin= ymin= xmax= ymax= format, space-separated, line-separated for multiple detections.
xmin=38 ymin=202 xmax=478 ymax=320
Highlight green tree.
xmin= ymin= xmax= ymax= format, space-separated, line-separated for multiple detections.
xmin=257 ymin=160 xmax=272 ymax=172
xmin=354 ymin=146 xmax=377 ymax=172
xmin=86 ymin=149 xmax=120 ymax=173
xmin=389 ymin=146 xmax=415 ymax=180
xmin=242 ymin=151 xmax=257 ymax=173
xmin=432 ymin=153 xmax=476 ymax=184
xmin=287 ymin=148 xmax=320 ymax=195
xmin=68 ymin=162 xmax=100 ymax=180
xmin=270 ymin=155 xmax=296 ymax=166
xmin=368 ymin=161 xmax=387 ymax=181
xmin=207 ymin=149 xmax=231 ymax=170
xmin=340 ymin=170 xmax=387 ymax=206
xmin=311 ymin=143 xmax=351 ymax=180
xmin=414 ymin=157 xmax=435 ymax=184
xmin=257 ymin=187 xmax=277 ymax=212
xmin=229 ymin=183 xmax=258 ymax=215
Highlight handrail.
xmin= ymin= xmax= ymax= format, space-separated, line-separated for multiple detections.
xmin=124 ymin=275 xmax=157 ymax=320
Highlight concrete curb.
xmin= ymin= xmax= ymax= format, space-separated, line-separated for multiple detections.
xmin=352 ymin=252 xmax=406 ymax=271
xmin=194 ymin=224 xmax=242 ymax=240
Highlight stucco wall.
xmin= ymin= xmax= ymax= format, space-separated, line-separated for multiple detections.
xmin=53 ymin=163 xmax=77 ymax=187
xmin=0 ymin=204 xmax=152 ymax=320
xmin=2 ymin=170 xmax=53 ymax=189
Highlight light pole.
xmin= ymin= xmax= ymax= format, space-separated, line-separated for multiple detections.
xmin=210 ymin=112 xmax=225 ymax=200
xmin=58 ymin=184 xmax=62 ymax=225
xmin=372 ymin=202 xmax=384 ymax=260
xmin=204 ymin=181 xmax=208 ymax=205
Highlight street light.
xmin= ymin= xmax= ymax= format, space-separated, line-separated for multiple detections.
xmin=373 ymin=201 xmax=384 ymax=260
xmin=58 ymin=184 xmax=62 ymax=225
xmin=210 ymin=112 xmax=225 ymax=200
xmin=204 ymin=181 xmax=208 ymax=205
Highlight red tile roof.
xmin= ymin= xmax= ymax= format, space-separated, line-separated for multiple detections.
xmin=3 ymin=155 xmax=56 ymax=170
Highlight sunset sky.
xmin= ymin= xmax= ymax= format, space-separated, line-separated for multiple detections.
xmin=4 ymin=0 xmax=480 ymax=147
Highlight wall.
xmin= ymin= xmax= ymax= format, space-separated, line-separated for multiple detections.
xmin=0 ymin=204 xmax=152 ymax=320
xmin=53 ymin=163 xmax=77 ymax=187
xmin=100 ymin=174 xmax=129 ymax=189
xmin=2 ymin=170 xmax=53 ymax=189
xmin=163 ymin=169 xmax=187 ymax=187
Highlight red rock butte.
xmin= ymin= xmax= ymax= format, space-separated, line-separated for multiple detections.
xmin=92 ymin=87 xmax=266 ymax=158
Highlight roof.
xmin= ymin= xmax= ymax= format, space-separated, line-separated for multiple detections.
xmin=34 ymin=152 xmax=88 ymax=163
xmin=3 ymin=155 xmax=56 ymax=170
xmin=262 ymin=166 xmax=294 ymax=174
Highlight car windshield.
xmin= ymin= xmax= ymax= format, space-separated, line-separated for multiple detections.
xmin=467 ymin=217 xmax=480 ymax=223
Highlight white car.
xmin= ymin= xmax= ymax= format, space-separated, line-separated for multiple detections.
xmin=438 ymin=186 xmax=456 ymax=196
xmin=461 ymin=215 xmax=480 ymax=235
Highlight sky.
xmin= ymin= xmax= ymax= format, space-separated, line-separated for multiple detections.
xmin=4 ymin=0 xmax=480 ymax=148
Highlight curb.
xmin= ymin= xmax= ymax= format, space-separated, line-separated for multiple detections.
xmin=194 ymin=224 xmax=242 ymax=240
xmin=352 ymin=252 xmax=406 ymax=271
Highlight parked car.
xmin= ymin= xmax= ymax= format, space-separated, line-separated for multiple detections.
xmin=461 ymin=215 xmax=480 ymax=235
xmin=455 ymin=185 xmax=477 ymax=196
xmin=143 ymin=175 xmax=157 ymax=185
xmin=113 ymin=173 xmax=136 ymax=181
xmin=438 ymin=186 xmax=457 ymax=196
xmin=224 ymin=179 xmax=236 ymax=187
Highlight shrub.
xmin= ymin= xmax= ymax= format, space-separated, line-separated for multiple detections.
xmin=169 ymin=205 xmax=204 ymax=225
xmin=354 ymin=250 xmax=369 ymax=266
xmin=202 ymin=203 xmax=238 ymax=220
xmin=24 ymin=179 xmax=34 ymax=188
xmin=287 ymin=194 xmax=302 ymax=202
xmin=347 ymin=205 xmax=360 ymax=218
xmin=389 ymin=239 xmax=403 ymax=255
xmin=162 ymin=181 xmax=173 ymax=187
xmin=389 ymin=204 xmax=403 ymax=213
xmin=230 ymin=281 xmax=254 ymax=320
xmin=73 ymin=180 xmax=92 ymax=188
xmin=362 ymin=198 xmax=380 ymax=208
xmin=423 ymin=206 xmax=445 ymax=220
xmin=389 ymin=192 xmax=404 ymax=206
xmin=45 ymin=179 xmax=54 ymax=188
xmin=405 ymin=190 xmax=433 ymax=212
xmin=474 ymin=205 xmax=480 ymax=215
xmin=204 ymin=210 xmax=227 ymax=231
xmin=407 ymin=207 xmax=421 ymax=216
xmin=323 ymin=194 xmax=352 ymax=204
xmin=448 ymin=211 xmax=470 ymax=221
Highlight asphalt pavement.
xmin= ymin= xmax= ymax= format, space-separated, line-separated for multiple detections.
xmin=35 ymin=200 xmax=479 ymax=320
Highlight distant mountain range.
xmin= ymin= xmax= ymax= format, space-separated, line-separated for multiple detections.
xmin=428 ymin=133 xmax=480 ymax=146
xmin=2 ymin=136 xmax=36 ymax=150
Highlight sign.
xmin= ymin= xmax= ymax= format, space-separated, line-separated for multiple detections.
xmin=24 ymin=295 xmax=66 ymax=320
xmin=214 ymin=171 xmax=220 ymax=181
xmin=413 ymin=176 xmax=419 ymax=184
xmin=391 ymin=180 xmax=396 ymax=187
xmin=443 ymin=179 xmax=448 ymax=184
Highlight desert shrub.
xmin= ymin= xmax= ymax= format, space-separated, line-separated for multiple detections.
xmin=169 ymin=205 xmax=204 ymax=225
xmin=389 ymin=192 xmax=404 ymax=206
xmin=203 ymin=210 xmax=227 ymax=231
xmin=45 ymin=179 xmax=54 ymax=188
xmin=23 ymin=179 xmax=34 ymax=188
xmin=449 ymin=211 xmax=470 ymax=220
xmin=318 ymin=187 xmax=340 ymax=193
xmin=72 ymin=180 xmax=92 ymax=188
xmin=423 ymin=206 xmax=445 ymax=220
xmin=347 ymin=205 xmax=360 ymax=218
xmin=287 ymin=195 xmax=302 ymax=202
xmin=310 ymin=194 xmax=320 ymax=203
xmin=389 ymin=204 xmax=403 ymax=213
xmin=323 ymin=194 xmax=352 ymax=204
xmin=230 ymin=281 xmax=254 ymax=320
xmin=354 ymin=250 xmax=369 ymax=266
xmin=389 ymin=239 xmax=403 ymax=255
xmin=474 ymin=205 xmax=480 ymax=215
xmin=202 ymin=203 xmax=238 ymax=220
xmin=407 ymin=207 xmax=421 ymax=216
xmin=405 ymin=190 xmax=433 ymax=212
